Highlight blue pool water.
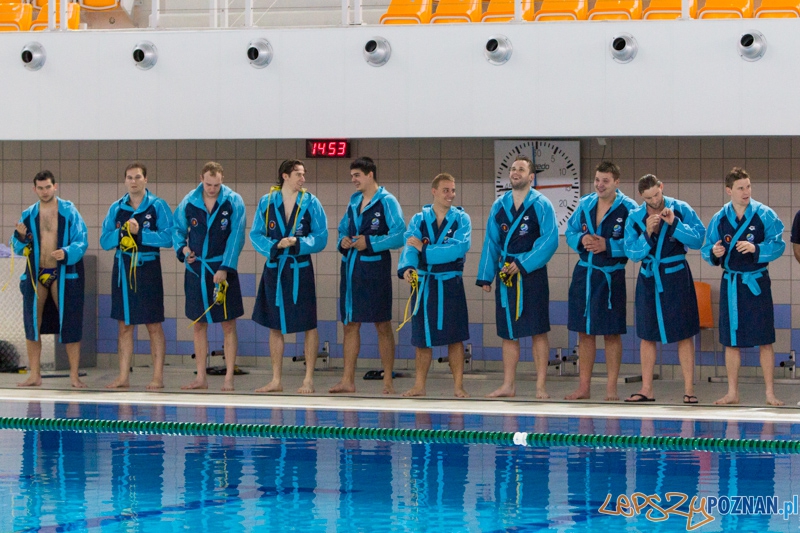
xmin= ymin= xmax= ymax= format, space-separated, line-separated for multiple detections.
xmin=2 ymin=401 xmax=800 ymax=532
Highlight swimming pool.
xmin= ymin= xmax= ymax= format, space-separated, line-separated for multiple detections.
xmin=2 ymin=400 xmax=800 ymax=532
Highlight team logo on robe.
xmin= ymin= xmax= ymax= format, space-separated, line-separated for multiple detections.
xmin=371 ymin=218 xmax=380 ymax=229
xmin=116 ymin=221 xmax=121 ymax=229
xmin=191 ymin=218 xmax=198 ymax=227
xmin=220 ymin=218 xmax=229 ymax=229
xmin=222 ymin=211 xmax=229 ymax=216
xmin=269 ymin=221 xmax=276 ymax=230
xmin=523 ymin=216 xmax=529 ymax=221
xmin=746 ymin=233 xmax=755 ymax=242
xmin=145 ymin=214 xmax=152 ymax=219
xmin=295 ymin=223 xmax=303 ymax=235
xmin=617 ymin=218 xmax=623 ymax=223
xmin=501 ymin=223 xmax=509 ymax=233
xmin=374 ymin=212 xmax=381 ymax=217
xmin=422 ymin=238 xmax=430 ymax=245
xmin=143 ymin=221 xmax=151 ymax=229
xmin=724 ymin=234 xmax=732 ymax=243
xmin=519 ymin=223 xmax=529 ymax=236
xmin=749 ymin=226 xmax=755 ymax=230
xmin=612 ymin=224 xmax=622 ymax=237
xmin=581 ymin=223 xmax=588 ymax=232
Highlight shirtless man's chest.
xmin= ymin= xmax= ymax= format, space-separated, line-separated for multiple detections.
xmin=38 ymin=205 xmax=59 ymax=268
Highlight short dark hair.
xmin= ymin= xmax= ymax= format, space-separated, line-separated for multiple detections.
xmin=201 ymin=161 xmax=224 ymax=178
xmin=350 ymin=156 xmax=377 ymax=181
xmin=124 ymin=162 xmax=147 ymax=178
xmin=278 ymin=159 xmax=305 ymax=188
xmin=33 ymin=170 xmax=55 ymax=186
xmin=514 ymin=155 xmax=535 ymax=174
xmin=637 ymin=174 xmax=661 ymax=195
xmin=725 ymin=167 xmax=750 ymax=189
xmin=596 ymin=161 xmax=621 ymax=181
xmin=431 ymin=172 xmax=455 ymax=189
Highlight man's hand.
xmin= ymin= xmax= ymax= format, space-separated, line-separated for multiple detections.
xmin=183 ymin=246 xmax=196 ymax=264
xmin=277 ymin=237 xmax=297 ymax=249
xmin=735 ymin=240 xmax=756 ymax=254
xmin=51 ymin=249 xmax=65 ymax=261
xmin=352 ymin=235 xmax=367 ymax=251
xmin=403 ymin=269 xmax=416 ymax=284
xmin=580 ymin=234 xmax=595 ymax=248
xmin=584 ymin=235 xmax=607 ymax=253
xmin=213 ymin=270 xmax=228 ymax=284
xmin=712 ymin=240 xmax=726 ymax=258
xmin=646 ymin=214 xmax=661 ymax=237
xmin=660 ymin=207 xmax=675 ymax=226
xmin=127 ymin=219 xmax=140 ymax=235
xmin=15 ymin=222 xmax=27 ymax=240
xmin=502 ymin=261 xmax=520 ymax=276
xmin=340 ymin=236 xmax=353 ymax=250
xmin=406 ymin=236 xmax=423 ymax=252
xmin=482 ymin=284 xmax=492 ymax=293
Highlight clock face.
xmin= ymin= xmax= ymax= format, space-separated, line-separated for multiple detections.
xmin=494 ymin=140 xmax=581 ymax=235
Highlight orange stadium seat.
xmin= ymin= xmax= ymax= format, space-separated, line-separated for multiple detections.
xmin=697 ymin=0 xmax=752 ymax=18
xmin=77 ymin=0 xmax=118 ymax=11
xmin=755 ymin=0 xmax=800 ymax=16
xmin=380 ymin=0 xmax=432 ymax=23
xmin=588 ymin=0 xmax=642 ymax=19
xmin=31 ymin=1 xmax=81 ymax=30
xmin=643 ymin=0 xmax=697 ymax=18
xmin=431 ymin=0 xmax=482 ymax=22
xmin=481 ymin=0 xmax=535 ymax=22
xmin=0 ymin=3 xmax=33 ymax=31
xmin=534 ymin=0 xmax=587 ymax=20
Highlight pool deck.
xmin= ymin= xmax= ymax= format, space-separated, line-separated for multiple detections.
xmin=0 ymin=365 xmax=799 ymax=423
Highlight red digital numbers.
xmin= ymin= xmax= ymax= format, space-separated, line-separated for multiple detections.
xmin=306 ymin=139 xmax=350 ymax=158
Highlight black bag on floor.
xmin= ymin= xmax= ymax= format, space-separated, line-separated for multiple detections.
xmin=0 ymin=340 xmax=21 ymax=373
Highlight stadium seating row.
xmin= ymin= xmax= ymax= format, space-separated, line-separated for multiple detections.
xmin=380 ymin=0 xmax=800 ymax=23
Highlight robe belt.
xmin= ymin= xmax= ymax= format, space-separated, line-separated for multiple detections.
xmin=723 ymin=267 xmax=767 ymax=346
xmin=497 ymin=255 xmax=525 ymax=339
xmin=186 ymin=254 xmax=225 ymax=278
xmin=578 ymin=260 xmax=626 ymax=316
xmin=413 ymin=269 xmax=462 ymax=347
xmin=639 ymin=254 xmax=686 ymax=293
xmin=342 ymin=249 xmax=382 ymax=324
xmin=115 ymin=250 xmax=159 ymax=287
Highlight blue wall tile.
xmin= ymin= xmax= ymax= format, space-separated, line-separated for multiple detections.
xmin=549 ymin=300 xmax=568 ymax=326
xmin=774 ymin=304 xmax=791 ymax=329
xmin=239 ymin=273 xmax=257 ymax=298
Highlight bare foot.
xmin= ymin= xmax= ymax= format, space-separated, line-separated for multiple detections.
xmin=454 ymin=387 xmax=469 ymax=398
xmin=105 ymin=376 xmax=130 ymax=389
xmin=181 ymin=378 xmax=208 ymax=390
xmin=402 ymin=385 xmax=426 ymax=397
xmin=766 ymin=394 xmax=785 ymax=406
xmin=536 ymin=389 xmax=550 ymax=400
xmin=17 ymin=374 xmax=42 ymax=387
xmin=255 ymin=380 xmax=283 ymax=393
xmin=383 ymin=382 xmax=395 ymax=395
xmin=71 ymin=377 xmax=88 ymax=389
xmin=714 ymin=394 xmax=739 ymax=405
xmin=486 ymin=384 xmax=515 ymax=398
xmin=565 ymin=388 xmax=590 ymax=400
xmin=605 ymin=394 xmax=620 ymax=401
xmin=221 ymin=378 xmax=234 ymax=392
xmin=329 ymin=381 xmax=356 ymax=394
xmin=146 ymin=380 xmax=164 ymax=391
xmin=297 ymin=380 xmax=314 ymax=394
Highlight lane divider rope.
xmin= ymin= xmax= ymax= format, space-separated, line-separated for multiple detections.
xmin=0 ymin=416 xmax=797 ymax=454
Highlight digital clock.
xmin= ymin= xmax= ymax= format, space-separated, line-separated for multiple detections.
xmin=305 ymin=139 xmax=351 ymax=158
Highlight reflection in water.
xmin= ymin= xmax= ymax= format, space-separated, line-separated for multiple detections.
xmin=4 ymin=418 xmax=800 ymax=532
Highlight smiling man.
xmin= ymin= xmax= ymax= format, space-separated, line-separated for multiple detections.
xmin=624 ymin=174 xmax=705 ymax=404
xmin=330 ymin=156 xmax=405 ymax=395
xmin=11 ymin=170 xmax=88 ymax=388
xmin=100 ymin=162 xmax=174 ymax=391
xmin=398 ymin=173 xmax=471 ymax=398
xmin=477 ymin=155 xmax=559 ymax=399
xmin=564 ymin=161 xmax=638 ymax=402
xmin=173 ymin=162 xmax=246 ymax=391
xmin=702 ymin=167 xmax=785 ymax=406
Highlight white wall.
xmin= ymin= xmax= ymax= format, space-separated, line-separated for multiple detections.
xmin=0 ymin=20 xmax=798 ymax=140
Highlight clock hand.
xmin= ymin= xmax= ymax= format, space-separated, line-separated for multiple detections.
xmin=534 ymin=183 xmax=574 ymax=189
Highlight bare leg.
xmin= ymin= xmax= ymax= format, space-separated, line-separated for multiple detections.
xmin=182 ymin=322 xmax=209 ymax=390
xmin=298 ymin=328 xmax=318 ymax=394
xmin=448 ymin=342 xmax=469 ymax=398
xmin=565 ymin=333 xmax=595 ymax=400
xmin=677 ymin=337 xmax=695 ymax=399
xmin=145 ymin=322 xmax=166 ymax=390
xmin=532 ymin=333 xmax=550 ymax=399
xmin=375 ymin=321 xmax=396 ymax=394
xmin=19 ymin=279 xmax=52 ymax=387
xmin=487 ymin=339 xmax=519 ymax=398
xmin=403 ymin=347 xmax=432 ymax=397
xmin=257 ymin=329 xmax=284 ymax=393
xmin=604 ymin=334 xmax=622 ymax=400
xmin=107 ymin=323 xmax=134 ymax=388
xmin=330 ymin=322 xmax=359 ymax=393
xmin=760 ymin=344 xmax=784 ymax=406
xmin=714 ymin=347 xmax=740 ymax=404
xmin=220 ymin=319 xmax=237 ymax=391
xmin=65 ymin=342 xmax=86 ymax=388
xmin=631 ymin=339 xmax=656 ymax=400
